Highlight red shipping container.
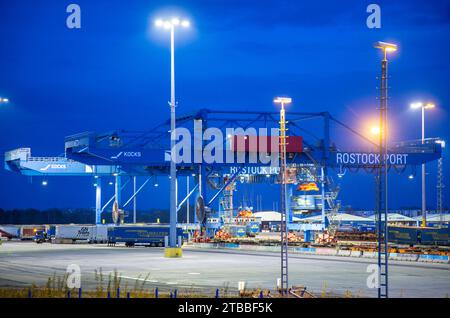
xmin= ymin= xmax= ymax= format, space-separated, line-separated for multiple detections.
xmin=231 ymin=135 xmax=302 ymax=153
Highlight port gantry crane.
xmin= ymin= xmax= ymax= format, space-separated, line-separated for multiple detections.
xmin=6 ymin=108 xmax=442 ymax=228
xmin=4 ymin=108 xmax=443 ymax=296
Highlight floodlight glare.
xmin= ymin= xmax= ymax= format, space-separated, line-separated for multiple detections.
xmin=163 ymin=21 xmax=171 ymax=29
xmin=374 ymin=41 xmax=398 ymax=52
xmin=410 ymin=102 xmax=423 ymax=109
xmin=410 ymin=102 xmax=436 ymax=110
xmin=273 ymin=97 xmax=292 ymax=105
xmin=171 ymin=18 xmax=180 ymax=26
xmin=371 ymin=126 xmax=381 ymax=135
xmin=155 ymin=18 xmax=190 ymax=30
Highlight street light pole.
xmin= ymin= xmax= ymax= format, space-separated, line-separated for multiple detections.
xmin=410 ymin=102 xmax=435 ymax=227
xmin=169 ymin=23 xmax=177 ymax=249
xmin=374 ymin=41 xmax=397 ymax=299
xmin=421 ymin=106 xmax=426 ymax=227
xmin=155 ymin=17 xmax=190 ymax=254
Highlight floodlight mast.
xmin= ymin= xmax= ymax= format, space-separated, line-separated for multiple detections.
xmin=155 ymin=17 xmax=190 ymax=251
xmin=410 ymin=102 xmax=436 ymax=227
xmin=274 ymin=96 xmax=291 ymax=296
xmin=374 ymin=41 xmax=396 ymax=299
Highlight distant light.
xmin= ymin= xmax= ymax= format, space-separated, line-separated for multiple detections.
xmin=436 ymin=140 xmax=446 ymax=148
xmin=371 ymin=126 xmax=381 ymax=135
xmin=94 ymin=175 xmax=98 ymax=179
xmin=154 ymin=183 xmax=159 ymax=187
xmin=266 ymin=174 xmax=271 ymax=178
xmin=181 ymin=20 xmax=190 ymax=28
xmin=42 ymin=180 xmax=48 ymax=186
xmin=191 ymin=173 xmax=196 ymax=177
xmin=0 ymin=97 xmax=9 ymax=103
xmin=163 ymin=21 xmax=172 ymax=29
xmin=108 ymin=181 xmax=114 ymax=186
xmin=93 ymin=183 xmax=97 ymax=187
xmin=113 ymin=172 xmax=118 ymax=177
xmin=155 ymin=19 xmax=164 ymax=27
xmin=424 ymin=103 xmax=435 ymax=109
xmin=408 ymin=174 xmax=414 ymax=180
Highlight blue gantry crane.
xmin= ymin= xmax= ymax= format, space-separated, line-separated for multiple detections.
xmin=5 ymin=108 xmax=443 ymax=231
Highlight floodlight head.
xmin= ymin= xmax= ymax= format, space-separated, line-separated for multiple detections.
xmin=410 ymin=102 xmax=436 ymax=110
xmin=410 ymin=102 xmax=423 ymax=109
xmin=155 ymin=18 xmax=190 ymax=30
xmin=374 ymin=41 xmax=397 ymax=52
xmin=273 ymin=97 xmax=292 ymax=105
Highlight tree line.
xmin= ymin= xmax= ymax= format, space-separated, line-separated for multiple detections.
xmin=0 ymin=207 xmax=192 ymax=225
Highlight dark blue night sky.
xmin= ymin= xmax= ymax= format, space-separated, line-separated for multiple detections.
xmin=0 ymin=0 xmax=449 ymax=212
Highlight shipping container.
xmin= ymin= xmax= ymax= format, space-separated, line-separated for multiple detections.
xmin=107 ymin=225 xmax=186 ymax=247
xmin=54 ymin=225 xmax=94 ymax=242
xmin=388 ymin=226 xmax=419 ymax=245
xmin=420 ymin=227 xmax=450 ymax=246
xmin=228 ymin=225 xmax=247 ymax=238
xmin=0 ymin=226 xmax=20 ymax=238
xmin=246 ymin=222 xmax=261 ymax=236
xmin=91 ymin=225 xmax=108 ymax=243
xmin=52 ymin=225 xmax=109 ymax=243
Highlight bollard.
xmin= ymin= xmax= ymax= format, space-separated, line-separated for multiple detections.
xmin=215 ymin=289 xmax=219 ymax=299
xmin=117 ymin=288 xmax=120 ymax=298
xmin=174 ymin=289 xmax=177 ymax=298
xmin=68 ymin=290 xmax=71 ymax=298
xmin=78 ymin=288 xmax=82 ymax=299
xmin=127 ymin=292 xmax=130 ymax=299
xmin=260 ymin=291 xmax=263 ymax=298
xmin=155 ymin=288 xmax=158 ymax=298
xmin=28 ymin=289 xmax=32 ymax=298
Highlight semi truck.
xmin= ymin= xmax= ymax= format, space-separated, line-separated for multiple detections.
xmin=20 ymin=225 xmax=47 ymax=240
xmin=107 ymin=225 xmax=187 ymax=247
